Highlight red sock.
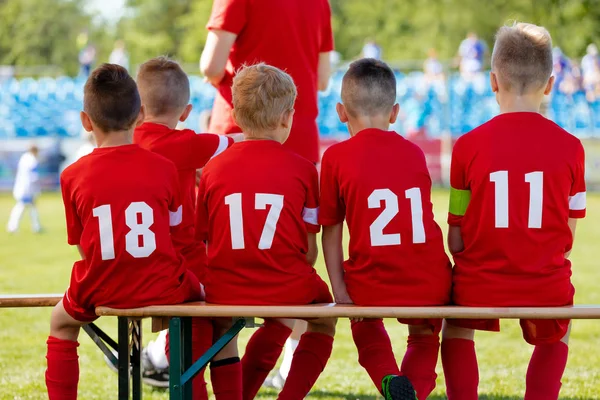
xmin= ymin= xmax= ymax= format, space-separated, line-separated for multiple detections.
xmin=211 ymin=358 xmax=242 ymax=400
xmin=400 ymin=334 xmax=440 ymax=400
xmin=524 ymin=341 xmax=568 ymax=400
xmin=192 ymin=318 xmax=213 ymax=400
xmin=241 ymin=319 xmax=292 ymax=400
xmin=278 ymin=332 xmax=333 ymax=400
xmin=351 ymin=319 xmax=401 ymax=393
xmin=45 ymin=336 xmax=79 ymax=400
xmin=441 ymin=338 xmax=478 ymax=400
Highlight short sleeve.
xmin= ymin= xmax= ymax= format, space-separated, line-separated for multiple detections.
xmin=569 ymin=141 xmax=586 ymax=219
xmin=448 ymin=138 xmax=471 ymax=226
xmin=207 ymin=0 xmax=247 ymax=35
xmin=318 ymin=150 xmax=345 ymax=226
xmin=320 ymin=0 xmax=334 ymax=52
xmin=195 ymin=173 xmax=210 ymax=242
xmin=303 ymin=165 xmax=321 ymax=234
xmin=60 ymin=174 xmax=83 ymax=245
xmin=180 ymin=132 xmax=233 ymax=171
xmin=166 ymin=164 xmax=183 ymax=227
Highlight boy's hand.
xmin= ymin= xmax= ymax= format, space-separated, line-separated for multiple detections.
xmin=333 ymin=286 xmax=353 ymax=305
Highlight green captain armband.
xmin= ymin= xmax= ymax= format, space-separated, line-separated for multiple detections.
xmin=449 ymin=187 xmax=471 ymax=216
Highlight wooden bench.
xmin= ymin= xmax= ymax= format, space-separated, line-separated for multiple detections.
xmin=96 ymin=303 xmax=600 ymax=400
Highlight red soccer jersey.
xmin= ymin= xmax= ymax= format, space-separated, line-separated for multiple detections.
xmin=196 ymin=140 xmax=322 ymax=305
xmin=134 ymin=123 xmax=233 ymax=278
xmin=448 ymin=112 xmax=586 ymax=307
xmin=61 ymin=145 xmax=194 ymax=310
xmin=319 ymin=129 xmax=452 ymax=306
xmin=206 ymin=0 xmax=334 ymax=163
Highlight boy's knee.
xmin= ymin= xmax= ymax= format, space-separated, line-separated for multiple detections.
xmin=308 ymin=317 xmax=337 ymax=336
xmin=408 ymin=323 xmax=436 ymax=336
xmin=49 ymin=302 xmax=82 ymax=341
xmin=442 ymin=321 xmax=475 ymax=341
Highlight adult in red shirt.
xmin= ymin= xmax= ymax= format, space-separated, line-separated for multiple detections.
xmin=200 ymin=0 xmax=333 ymax=164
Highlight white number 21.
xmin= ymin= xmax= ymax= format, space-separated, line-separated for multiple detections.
xmin=368 ymin=188 xmax=426 ymax=246
xmin=225 ymin=193 xmax=284 ymax=250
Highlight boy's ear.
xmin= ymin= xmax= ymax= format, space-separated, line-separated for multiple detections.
xmin=231 ymin=109 xmax=239 ymax=127
xmin=336 ymin=102 xmax=349 ymax=123
xmin=281 ymin=109 xmax=295 ymax=129
xmin=389 ymin=103 xmax=400 ymax=124
xmin=180 ymin=104 xmax=193 ymax=123
xmin=490 ymin=71 xmax=499 ymax=93
xmin=544 ymin=75 xmax=555 ymax=95
xmin=80 ymin=111 xmax=93 ymax=132
xmin=135 ymin=105 xmax=146 ymax=127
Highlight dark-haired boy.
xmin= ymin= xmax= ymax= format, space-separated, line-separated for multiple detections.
xmin=320 ymin=58 xmax=452 ymax=400
xmin=45 ymin=64 xmax=203 ymax=400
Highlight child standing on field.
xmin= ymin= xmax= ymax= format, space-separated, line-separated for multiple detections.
xmin=7 ymin=144 xmax=42 ymax=233
xmin=320 ymin=58 xmax=452 ymax=400
xmin=442 ymin=23 xmax=586 ymax=400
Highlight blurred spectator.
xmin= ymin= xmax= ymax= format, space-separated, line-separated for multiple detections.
xmin=582 ymin=44 xmax=600 ymax=101
xmin=108 ymin=40 xmax=130 ymax=71
xmin=362 ymin=39 xmax=382 ymax=60
xmin=44 ymin=139 xmax=66 ymax=177
xmin=553 ymin=47 xmax=581 ymax=96
xmin=424 ymin=48 xmax=444 ymax=81
xmin=79 ymin=44 xmax=96 ymax=77
xmin=458 ymin=32 xmax=486 ymax=79
xmin=7 ymin=144 xmax=42 ymax=234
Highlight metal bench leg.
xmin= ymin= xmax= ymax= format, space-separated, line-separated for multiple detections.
xmin=118 ymin=317 xmax=130 ymax=400
xmin=131 ymin=319 xmax=143 ymax=400
xmin=169 ymin=317 xmax=184 ymax=400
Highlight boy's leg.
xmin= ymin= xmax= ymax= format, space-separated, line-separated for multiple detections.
xmin=277 ymin=317 xmax=336 ymax=400
xmin=351 ymin=318 xmax=401 ymax=393
xmin=441 ymin=321 xmax=479 ymax=400
xmin=191 ymin=318 xmax=212 ymax=400
xmin=46 ymin=299 xmax=88 ymax=400
xmin=29 ymin=200 xmax=42 ymax=233
xmin=7 ymin=201 xmax=25 ymax=233
xmin=242 ymin=318 xmax=293 ymax=399
xmin=524 ymin=321 xmax=571 ymax=400
xmin=400 ymin=321 xmax=441 ymax=400
xmin=210 ymin=318 xmax=242 ymax=400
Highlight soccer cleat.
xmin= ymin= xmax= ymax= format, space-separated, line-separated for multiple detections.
xmin=141 ymin=348 xmax=170 ymax=388
xmin=382 ymin=374 xmax=417 ymax=400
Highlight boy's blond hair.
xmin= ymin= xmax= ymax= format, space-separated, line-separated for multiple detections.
xmin=232 ymin=63 xmax=297 ymax=134
xmin=492 ymin=22 xmax=553 ymax=94
xmin=137 ymin=56 xmax=190 ymax=116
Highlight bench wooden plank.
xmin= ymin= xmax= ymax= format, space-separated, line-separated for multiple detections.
xmin=96 ymin=303 xmax=600 ymax=320
xmin=0 ymin=294 xmax=62 ymax=308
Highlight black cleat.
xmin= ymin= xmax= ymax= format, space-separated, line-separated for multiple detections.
xmin=382 ymin=374 xmax=417 ymax=400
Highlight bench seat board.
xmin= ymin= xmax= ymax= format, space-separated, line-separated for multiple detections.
xmin=0 ymin=294 xmax=62 ymax=307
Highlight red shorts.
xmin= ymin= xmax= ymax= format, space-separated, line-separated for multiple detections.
xmin=63 ymin=269 xmax=203 ymax=323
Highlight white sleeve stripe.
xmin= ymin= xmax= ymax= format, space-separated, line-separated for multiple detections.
xmin=569 ymin=192 xmax=586 ymax=210
xmin=302 ymin=207 xmax=319 ymax=225
xmin=211 ymin=135 xmax=230 ymax=159
xmin=169 ymin=205 xmax=183 ymax=226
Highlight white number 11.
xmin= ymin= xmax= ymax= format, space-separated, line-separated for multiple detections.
xmin=490 ymin=171 xmax=543 ymax=229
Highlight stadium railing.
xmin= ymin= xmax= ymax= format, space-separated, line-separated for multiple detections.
xmin=3 ymin=294 xmax=600 ymax=400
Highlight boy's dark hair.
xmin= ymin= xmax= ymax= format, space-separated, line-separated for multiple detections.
xmin=341 ymin=58 xmax=396 ymax=117
xmin=84 ymin=64 xmax=141 ymax=132
xmin=137 ymin=56 xmax=190 ymax=116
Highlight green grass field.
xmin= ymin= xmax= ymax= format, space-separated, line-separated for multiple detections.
xmin=1 ymin=190 xmax=600 ymax=399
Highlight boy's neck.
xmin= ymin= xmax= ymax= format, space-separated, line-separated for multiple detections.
xmin=497 ymin=91 xmax=543 ymax=114
xmin=245 ymin=129 xmax=285 ymax=143
xmin=347 ymin=115 xmax=390 ymax=137
xmin=95 ymin=130 xmax=132 ymax=148
xmin=144 ymin=115 xmax=179 ymax=130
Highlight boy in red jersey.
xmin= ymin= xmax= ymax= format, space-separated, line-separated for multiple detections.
xmin=196 ymin=64 xmax=336 ymax=400
xmin=443 ymin=23 xmax=586 ymax=400
xmin=320 ymin=58 xmax=452 ymax=400
xmin=135 ymin=57 xmax=236 ymax=396
xmin=45 ymin=64 xmax=203 ymax=400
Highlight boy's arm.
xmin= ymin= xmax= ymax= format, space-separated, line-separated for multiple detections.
xmin=181 ymin=133 xmax=234 ymax=171
xmin=447 ymin=225 xmax=464 ymax=255
xmin=565 ymin=218 xmax=578 ymax=258
xmin=306 ymin=232 xmax=319 ymax=266
xmin=322 ymin=223 xmax=352 ymax=304
xmin=447 ymin=137 xmax=470 ymax=255
xmin=318 ymin=0 xmax=334 ymax=91
xmin=318 ymin=52 xmax=331 ymax=91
